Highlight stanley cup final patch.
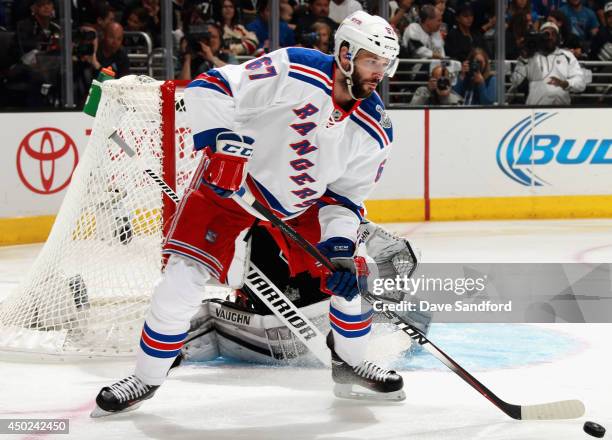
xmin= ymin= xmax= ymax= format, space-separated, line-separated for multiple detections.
xmin=376 ymin=105 xmax=392 ymax=129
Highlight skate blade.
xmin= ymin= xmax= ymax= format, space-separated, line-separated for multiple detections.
xmin=90 ymin=401 xmax=144 ymax=418
xmin=333 ymin=384 xmax=406 ymax=402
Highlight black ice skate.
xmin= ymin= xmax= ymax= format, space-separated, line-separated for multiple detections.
xmin=90 ymin=375 xmax=159 ymax=418
xmin=328 ymin=333 xmax=405 ymax=401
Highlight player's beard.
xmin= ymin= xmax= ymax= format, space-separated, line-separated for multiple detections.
xmin=350 ymin=69 xmax=379 ymax=100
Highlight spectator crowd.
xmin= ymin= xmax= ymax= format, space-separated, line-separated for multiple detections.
xmin=0 ymin=0 xmax=610 ymax=107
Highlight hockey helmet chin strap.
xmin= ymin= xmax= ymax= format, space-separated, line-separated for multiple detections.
xmin=338 ymin=49 xmax=360 ymax=101
xmin=336 ymin=44 xmax=397 ymax=101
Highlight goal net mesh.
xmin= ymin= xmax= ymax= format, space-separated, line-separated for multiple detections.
xmin=0 ymin=76 xmax=213 ymax=359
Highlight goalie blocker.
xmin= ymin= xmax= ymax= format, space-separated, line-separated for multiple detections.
xmin=180 ymin=220 xmax=431 ymax=365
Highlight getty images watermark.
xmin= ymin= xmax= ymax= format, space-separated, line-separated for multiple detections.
xmin=370 ymin=274 xmax=514 ymax=313
xmin=366 ymin=263 xmax=612 ymax=323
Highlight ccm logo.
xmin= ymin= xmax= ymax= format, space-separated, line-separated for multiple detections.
xmin=222 ymin=143 xmax=253 ymax=157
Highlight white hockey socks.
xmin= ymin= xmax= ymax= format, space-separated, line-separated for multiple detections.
xmin=135 ymin=255 xmax=211 ymax=385
xmin=329 ymin=295 xmax=373 ymax=366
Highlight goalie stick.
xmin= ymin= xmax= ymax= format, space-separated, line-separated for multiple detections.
xmin=109 ymin=130 xmax=330 ymax=367
xmin=231 ymin=190 xmax=586 ymax=421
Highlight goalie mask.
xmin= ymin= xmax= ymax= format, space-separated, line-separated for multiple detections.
xmin=334 ymin=11 xmax=400 ymax=99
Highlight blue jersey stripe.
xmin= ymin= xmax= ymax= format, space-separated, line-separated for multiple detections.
xmin=358 ymin=93 xmax=393 ymax=143
xmin=187 ymin=80 xmax=231 ymax=97
xmin=286 ymin=47 xmax=334 ymax=80
xmin=206 ymin=69 xmax=233 ymax=94
xmin=350 ymin=114 xmax=385 ymax=149
xmin=319 ymin=189 xmax=364 ymax=221
xmin=192 ymin=127 xmax=231 ymax=151
xmin=288 ymin=72 xmax=331 ymax=96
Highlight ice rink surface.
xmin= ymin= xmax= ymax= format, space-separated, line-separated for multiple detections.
xmin=1 ymin=219 xmax=611 ymax=440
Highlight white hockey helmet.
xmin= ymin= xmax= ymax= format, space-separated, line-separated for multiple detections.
xmin=334 ymin=11 xmax=400 ymax=78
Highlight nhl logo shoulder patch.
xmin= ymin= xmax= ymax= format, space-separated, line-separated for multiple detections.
xmin=205 ymin=229 xmax=218 ymax=243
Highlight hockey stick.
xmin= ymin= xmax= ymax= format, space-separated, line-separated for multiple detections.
xmin=234 ymin=193 xmax=586 ymax=421
xmin=109 ymin=130 xmax=330 ymax=367
xmin=110 ymin=130 xmax=584 ymax=419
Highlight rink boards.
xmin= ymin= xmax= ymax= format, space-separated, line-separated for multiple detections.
xmin=0 ymin=107 xmax=611 ymax=244
xmin=371 ymin=107 xmax=612 ymax=222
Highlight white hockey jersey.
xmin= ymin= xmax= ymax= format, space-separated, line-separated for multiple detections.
xmin=510 ymin=48 xmax=586 ymax=105
xmin=183 ymin=47 xmax=393 ymax=243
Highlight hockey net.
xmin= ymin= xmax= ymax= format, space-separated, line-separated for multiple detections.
xmin=0 ymin=76 xmax=224 ymax=359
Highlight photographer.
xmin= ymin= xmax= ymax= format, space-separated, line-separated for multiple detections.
xmin=73 ymin=25 xmax=99 ymax=106
xmin=453 ymin=47 xmax=497 ymax=105
xmin=410 ymin=63 xmax=463 ymax=105
xmin=75 ymin=22 xmax=129 ymax=76
xmin=97 ymin=22 xmax=130 ymax=77
xmin=74 ymin=22 xmax=130 ymax=105
xmin=511 ymin=21 xmax=586 ymax=105
xmin=179 ymin=22 xmax=236 ymax=80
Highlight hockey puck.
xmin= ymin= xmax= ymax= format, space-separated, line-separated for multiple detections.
xmin=584 ymin=421 xmax=606 ymax=438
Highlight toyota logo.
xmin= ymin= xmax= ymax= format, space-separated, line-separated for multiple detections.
xmin=16 ymin=127 xmax=79 ymax=195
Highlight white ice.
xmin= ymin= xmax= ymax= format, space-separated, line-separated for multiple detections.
xmin=1 ymin=219 xmax=611 ymax=440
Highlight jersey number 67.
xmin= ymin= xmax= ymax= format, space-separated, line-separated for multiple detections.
xmin=246 ymin=56 xmax=278 ymax=80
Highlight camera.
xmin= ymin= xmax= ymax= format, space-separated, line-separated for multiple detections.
xmin=523 ymin=31 xmax=548 ymax=56
xmin=436 ymin=76 xmax=450 ymax=91
xmin=468 ymin=60 xmax=481 ymax=75
xmin=464 ymin=59 xmax=482 ymax=84
xmin=74 ymin=28 xmax=97 ymax=57
xmin=187 ymin=24 xmax=211 ymax=53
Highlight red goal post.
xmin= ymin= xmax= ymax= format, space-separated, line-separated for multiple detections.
xmin=160 ymin=80 xmax=190 ymax=233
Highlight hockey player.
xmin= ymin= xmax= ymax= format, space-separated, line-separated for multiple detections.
xmin=91 ymin=11 xmax=402 ymax=417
